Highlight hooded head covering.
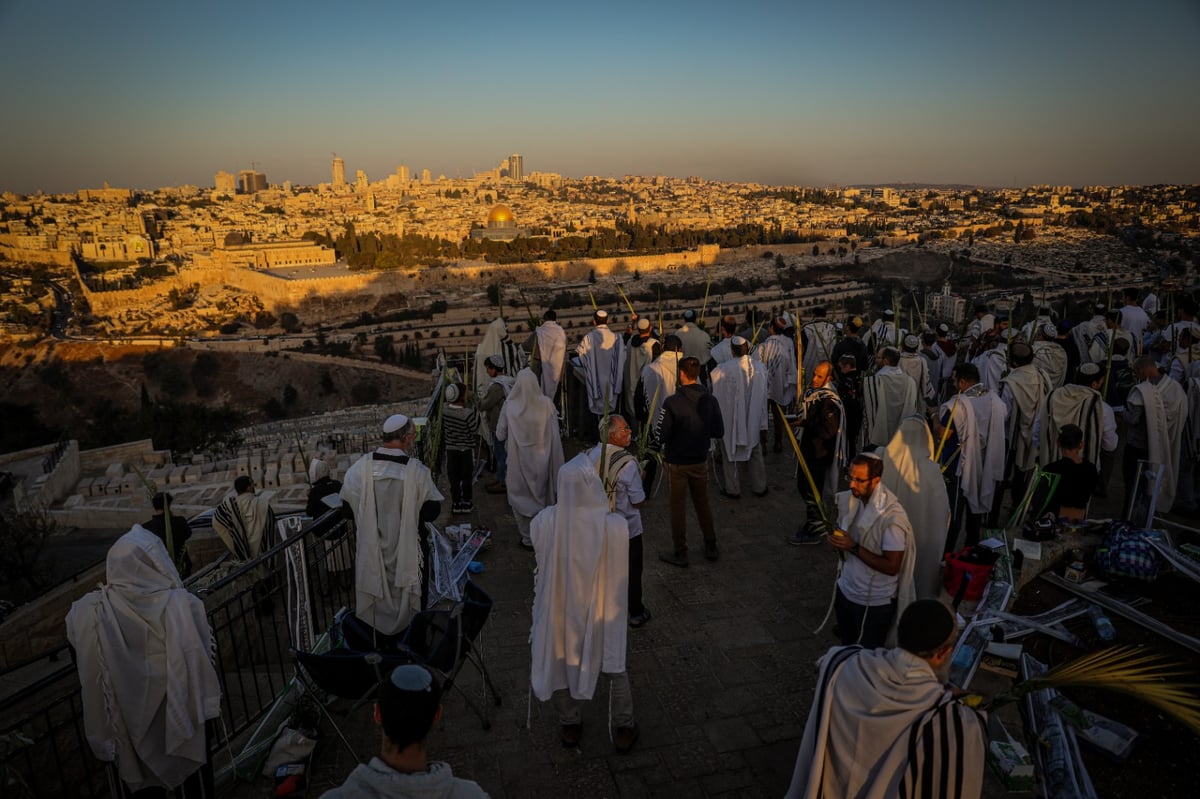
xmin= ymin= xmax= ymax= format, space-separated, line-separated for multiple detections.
xmin=308 ymin=457 xmax=330 ymax=483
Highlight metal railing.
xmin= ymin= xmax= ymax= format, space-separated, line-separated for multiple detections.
xmin=0 ymin=510 xmax=357 ymax=798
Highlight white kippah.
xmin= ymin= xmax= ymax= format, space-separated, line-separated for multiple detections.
xmin=382 ymin=413 xmax=409 ymax=434
xmin=859 ymin=451 xmax=883 ymax=461
xmin=444 ymin=384 xmax=461 ymax=403
xmin=1042 ymin=322 xmax=1057 ymax=339
xmin=732 ymin=335 xmax=747 ymax=346
xmin=636 ymin=317 xmax=651 ymax=331
xmin=903 ymin=334 xmax=919 ymax=349
xmin=595 ymin=309 xmax=609 ymax=320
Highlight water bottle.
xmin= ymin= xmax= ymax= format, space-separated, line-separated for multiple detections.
xmin=1088 ymin=605 xmax=1115 ymax=641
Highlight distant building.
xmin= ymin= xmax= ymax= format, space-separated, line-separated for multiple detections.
xmin=193 ymin=240 xmax=337 ymax=270
xmin=238 ymin=170 xmax=267 ymax=194
xmin=214 ymin=171 xmax=237 ymax=193
xmin=355 ymin=169 xmax=368 ymax=192
xmin=397 ymin=164 xmax=410 ymax=183
xmin=332 ymin=156 xmax=346 ymax=187
xmin=77 ymin=184 xmax=132 ymax=203
xmin=469 ymin=204 xmax=527 ymax=242
xmin=529 ymin=171 xmax=562 ymax=189
xmin=421 ymin=168 xmax=432 ymax=184
xmin=508 ymin=153 xmax=523 ymax=181
xmin=927 ymin=280 xmax=966 ymax=325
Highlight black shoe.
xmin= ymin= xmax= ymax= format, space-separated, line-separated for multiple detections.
xmin=561 ymin=723 xmax=582 ymax=748
xmin=753 ymin=488 xmax=769 ymax=498
xmin=704 ymin=542 xmax=719 ymax=561
xmin=614 ymin=723 xmax=639 ymax=754
xmin=629 ymin=609 xmax=652 ymax=628
xmin=658 ymin=549 xmax=689 ymax=568
xmin=719 ymin=489 xmax=742 ymax=500
xmin=787 ymin=529 xmax=825 ymax=546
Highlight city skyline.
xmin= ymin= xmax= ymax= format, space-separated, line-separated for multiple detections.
xmin=2 ymin=0 xmax=1199 ymax=195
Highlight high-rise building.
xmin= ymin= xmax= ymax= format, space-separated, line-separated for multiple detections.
xmin=214 ymin=170 xmax=237 ymax=193
xmin=332 ymin=156 xmax=346 ymax=187
xmin=508 ymin=153 xmax=523 ymax=182
xmin=355 ymin=169 xmax=368 ymax=191
xmin=421 ymin=168 xmax=432 ymax=184
xmin=238 ymin=170 xmax=267 ymax=193
xmin=397 ymin=164 xmax=410 ymax=183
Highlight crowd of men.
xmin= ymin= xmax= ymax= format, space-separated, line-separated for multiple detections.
xmin=65 ymin=285 xmax=1200 ymax=797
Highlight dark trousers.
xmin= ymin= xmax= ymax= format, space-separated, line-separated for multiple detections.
xmin=797 ymin=448 xmax=834 ymax=532
xmin=446 ymin=448 xmax=473 ymax=504
xmin=769 ymin=400 xmax=786 ymax=447
xmin=628 ymin=534 xmax=645 ymax=616
xmin=834 ymin=587 xmax=896 ymax=649
xmin=667 ymin=461 xmax=716 ymax=554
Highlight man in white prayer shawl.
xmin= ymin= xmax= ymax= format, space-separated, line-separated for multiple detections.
xmin=66 ymin=525 xmax=221 ymax=795
xmin=340 ymin=414 xmax=444 ymax=636
xmin=862 ymin=347 xmax=920 ymax=449
xmin=673 ymin=308 xmax=712 ymax=363
xmin=800 ymin=308 xmax=838 ymax=386
xmin=473 ymin=316 xmax=526 ymax=399
xmin=881 ymin=417 xmax=951 ymax=600
xmin=530 ymin=452 xmax=638 ymax=754
xmin=708 ymin=314 xmax=740 ymax=366
xmin=211 ymin=474 xmax=276 ymax=562
xmin=575 ymin=309 xmax=626 ymax=439
xmin=785 ymin=599 xmax=987 ymax=799
xmin=496 ymin=368 xmax=564 ymax=549
xmin=970 ymin=334 xmax=1007 ymax=395
xmin=756 ymin=315 xmax=798 ymax=452
xmin=529 ymin=309 xmax=567 ymax=401
xmin=828 ymin=453 xmax=916 ymax=649
xmin=866 ymin=308 xmax=900 ymax=354
xmin=1032 ymin=321 xmax=1069 ymax=389
xmin=1124 ymin=356 xmax=1188 ymax=514
xmin=1073 ymin=303 xmax=1107 ymax=365
xmin=710 ymin=337 xmax=769 ymax=498
xmin=997 ymin=342 xmax=1050 ymax=517
xmin=898 ymin=334 xmax=934 ymax=405
xmin=623 ymin=317 xmax=661 ymax=427
xmin=638 ymin=335 xmax=684 ymax=430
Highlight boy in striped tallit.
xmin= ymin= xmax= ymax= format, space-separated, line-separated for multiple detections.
xmin=786 ymin=599 xmax=987 ymax=799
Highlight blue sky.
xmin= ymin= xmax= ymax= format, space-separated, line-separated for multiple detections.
xmin=1 ymin=0 xmax=1198 ymax=193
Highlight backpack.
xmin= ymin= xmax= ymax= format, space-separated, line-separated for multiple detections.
xmin=1105 ymin=361 xmax=1136 ymax=408
xmin=1094 ymin=520 xmax=1159 ymax=581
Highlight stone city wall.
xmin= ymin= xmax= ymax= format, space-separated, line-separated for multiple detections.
xmin=0 ymin=243 xmax=74 ymax=266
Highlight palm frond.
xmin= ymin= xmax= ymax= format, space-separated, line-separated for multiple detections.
xmin=987 ymin=646 xmax=1200 ymax=735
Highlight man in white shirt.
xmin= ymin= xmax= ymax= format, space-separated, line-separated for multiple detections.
xmin=1120 ymin=288 xmax=1151 ymax=353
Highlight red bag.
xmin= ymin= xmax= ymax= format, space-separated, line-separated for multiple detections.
xmin=942 ymin=546 xmax=995 ymax=601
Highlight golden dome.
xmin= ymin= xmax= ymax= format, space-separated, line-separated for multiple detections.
xmin=487 ymin=204 xmax=514 ymax=226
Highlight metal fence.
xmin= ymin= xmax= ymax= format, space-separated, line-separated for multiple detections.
xmin=0 ymin=510 xmax=356 ymax=798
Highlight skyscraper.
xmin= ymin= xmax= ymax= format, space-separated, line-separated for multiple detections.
xmin=397 ymin=164 xmax=410 ymax=183
xmin=214 ymin=170 xmax=237 ymax=193
xmin=355 ymin=169 xmax=368 ymax=191
xmin=508 ymin=153 xmax=523 ymax=182
xmin=332 ymin=156 xmax=346 ymax=187
xmin=238 ymin=170 xmax=267 ymax=193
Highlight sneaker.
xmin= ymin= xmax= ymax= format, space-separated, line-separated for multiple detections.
xmin=658 ymin=549 xmax=689 ymax=568
xmin=704 ymin=542 xmax=719 ymax=561
xmin=787 ymin=529 xmax=825 ymax=546
xmin=718 ymin=489 xmax=742 ymax=500
xmin=629 ymin=609 xmax=652 ymax=628
xmin=560 ymin=723 xmax=582 ymax=748
xmin=450 ymin=502 xmax=464 ymax=515
xmin=614 ymin=723 xmax=639 ymax=754
xmin=461 ymin=501 xmax=474 ymax=513
xmin=753 ymin=487 xmax=769 ymax=498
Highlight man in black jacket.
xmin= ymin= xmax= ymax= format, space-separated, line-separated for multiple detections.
xmin=656 ymin=357 xmax=724 ymax=567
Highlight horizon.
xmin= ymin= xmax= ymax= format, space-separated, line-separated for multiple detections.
xmin=2 ymin=1 xmax=1199 ymax=195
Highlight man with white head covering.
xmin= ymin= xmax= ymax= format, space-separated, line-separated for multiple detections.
xmin=1020 ymin=306 xmax=1055 ymax=344
xmin=1124 ymin=355 xmax=1188 ymax=514
xmin=674 ymin=308 xmax=712 ymax=363
xmin=624 ymin=317 xmax=661 ymax=426
xmin=997 ymin=341 xmax=1050 ymax=515
xmin=305 ymin=457 xmax=342 ymax=518
xmin=881 ymin=418 xmax=951 ymax=599
xmin=340 ymin=414 xmax=444 ymax=635
xmin=530 ymin=452 xmax=638 ymax=753
xmin=574 ymin=309 xmax=626 ymax=440
xmin=898 ymin=333 xmax=934 ymax=405
xmin=1032 ymin=321 xmax=1069 ymax=388
xmin=862 ymin=347 xmax=920 ymax=449
xmin=496 ymin=369 xmax=564 ymax=549
xmin=1035 ymin=363 xmax=1113 ymax=469
xmin=828 ymin=453 xmax=915 ymax=649
xmin=756 ymin=315 xmax=798 ymax=452
xmin=1088 ymin=310 xmax=1135 ymax=367
xmin=710 ymin=336 xmax=769 ymax=499
xmin=473 ymin=316 xmax=526 ymax=398
xmin=1073 ymin=302 xmax=1108 ymax=365
xmin=800 ymin=308 xmax=837 ymax=384
xmin=67 ymin=525 xmax=221 ymax=795
xmin=529 ymin=309 xmax=567 ymax=401
xmin=637 ymin=334 xmax=683 ymax=430
xmin=211 ymin=475 xmax=276 ymax=562
xmin=970 ymin=333 xmax=1008 ymax=395
xmin=866 ymin=308 xmax=900 ymax=354
xmin=785 ymin=600 xmax=987 ymax=799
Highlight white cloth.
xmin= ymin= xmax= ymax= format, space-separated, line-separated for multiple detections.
xmin=530 ymin=453 xmax=629 ymax=702
xmin=802 ymin=321 xmax=838 ymax=385
xmin=898 ymin=352 xmax=933 ymax=403
xmin=1000 ymin=363 xmax=1049 ymax=473
xmin=66 ymin=526 xmax=221 ymax=792
xmin=1038 ymin=384 xmax=1105 ymax=467
xmin=585 ymin=443 xmax=645 ymax=538
xmin=624 ymin=334 xmax=659 ymax=412
xmin=577 ymin=325 xmax=626 ymax=415
xmin=971 ymin=347 xmax=1006 ymax=395
xmin=474 ymin=317 xmax=526 ymax=397
xmin=640 ymin=350 xmax=682 ymax=427
xmin=835 ymin=484 xmax=916 ymax=638
xmin=710 ymin=337 xmax=734 ymax=365
xmin=785 ymin=646 xmax=987 ymax=799
xmin=1120 ymin=304 xmax=1150 ymax=349
xmin=674 ymin=322 xmax=712 ymax=362
xmin=1032 ymin=340 xmax=1068 ymax=389
xmin=867 ymin=319 xmax=899 ymax=352
xmin=308 ymin=458 xmax=330 ymax=484
xmin=710 ymin=354 xmax=769 ymax=462
xmin=1129 ymin=377 xmax=1187 ymax=513
xmin=959 ymin=386 xmax=1007 ymax=514
xmin=881 ymin=418 xmax=951 ymax=600
xmin=1073 ymin=314 xmax=1105 ymax=364
xmin=863 ymin=366 xmax=919 ymax=448
xmin=757 ymin=333 xmax=798 ymax=405
xmin=341 ymin=447 xmax=443 ymax=635
xmin=497 ymin=369 xmax=564 ymax=518
xmin=534 ymin=320 xmax=567 ymax=399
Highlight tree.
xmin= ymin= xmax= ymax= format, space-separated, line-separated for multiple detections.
xmin=279 ymin=312 xmax=301 ymax=333
xmin=812 ymin=244 xmax=820 ymax=256
xmin=0 ymin=505 xmax=56 ymax=600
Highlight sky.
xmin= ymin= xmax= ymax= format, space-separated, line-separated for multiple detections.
xmin=1 ymin=0 xmax=1198 ymax=194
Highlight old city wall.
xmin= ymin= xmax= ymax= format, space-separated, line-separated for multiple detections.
xmin=0 ymin=244 xmax=74 ymax=267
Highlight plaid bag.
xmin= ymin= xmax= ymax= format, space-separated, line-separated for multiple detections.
xmin=1094 ymin=520 xmax=1159 ymax=581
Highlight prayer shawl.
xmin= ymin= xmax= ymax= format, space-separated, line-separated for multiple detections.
xmin=881 ymin=417 xmax=951 ymax=600
xmin=785 ymin=645 xmax=987 ymax=799
xmin=867 ymin=319 xmax=899 ymax=352
xmin=577 ymin=325 xmax=626 ymax=415
xmin=534 ymin=320 xmax=567 ymax=399
xmin=757 ymin=333 xmax=798 ymax=405
xmin=530 ymin=453 xmax=629 ymax=702
xmin=341 ymin=449 xmax=443 ymax=635
xmin=802 ymin=321 xmax=838 ymax=384
xmin=967 ymin=314 xmax=994 ymax=343
xmin=799 ymin=385 xmax=847 ymax=500
xmin=835 ymin=483 xmax=916 ymax=644
xmin=710 ymin=354 xmax=769 ymax=462
xmin=710 ymin=337 xmax=734 ymax=365
xmin=863 ymin=366 xmax=919 ymax=448
xmin=211 ymin=490 xmax=275 ymax=561
xmin=1020 ymin=315 xmax=1053 ymax=344
xmin=898 ymin=352 xmax=933 ymax=403
xmin=958 ymin=385 xmax=1007 ymax=515
xmin=497 ymin=369 xmax=564 ymax=517
xmin=674 ymin=322 xmax=712 ymax=362
xmin=66 ymin=526 xmax=221 ymax=792
xmin=640 ymin=351 xmax=682 ymax=427
xmin=1039 ymin=384 xmax=1103 ymax=467
xmin=1188 ymin=368 xmax=1200 ymax=461
xmin=624 ymin=334 xmax=660 ymax=413
xmin=1088 ymin=328 xmax=1134 ymax=366
xmin=473 ymin=317 xmax=527 ymax=398
xmin=1001 ymin=363 xmax=1050 ymax=473
xmin=1129 ymin=378 xmax=1187 ymax=513
xmin=1073 ymin=315 xmax=1105 ymax=364
xmin=1032 ymin=340 xmax=1069 ymax=388
xmin=971 ymin=347 xmax=1007 ymax=394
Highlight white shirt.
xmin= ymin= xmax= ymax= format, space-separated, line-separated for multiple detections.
xmin=585 ymin=444 xmax=645 ymax=539
xmin=839 ymin=524 xmax=906 ymax=606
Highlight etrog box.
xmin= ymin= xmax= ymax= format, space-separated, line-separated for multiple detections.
xmin=988 ymin=738 xmax=1035 ymax=791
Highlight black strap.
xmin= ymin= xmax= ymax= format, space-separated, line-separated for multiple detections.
xmin=372 ymin=452 xmax=410 ymax=464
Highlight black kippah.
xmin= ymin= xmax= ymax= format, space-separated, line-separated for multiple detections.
xmin=897 ymin=599 xmax=955 ymax=653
